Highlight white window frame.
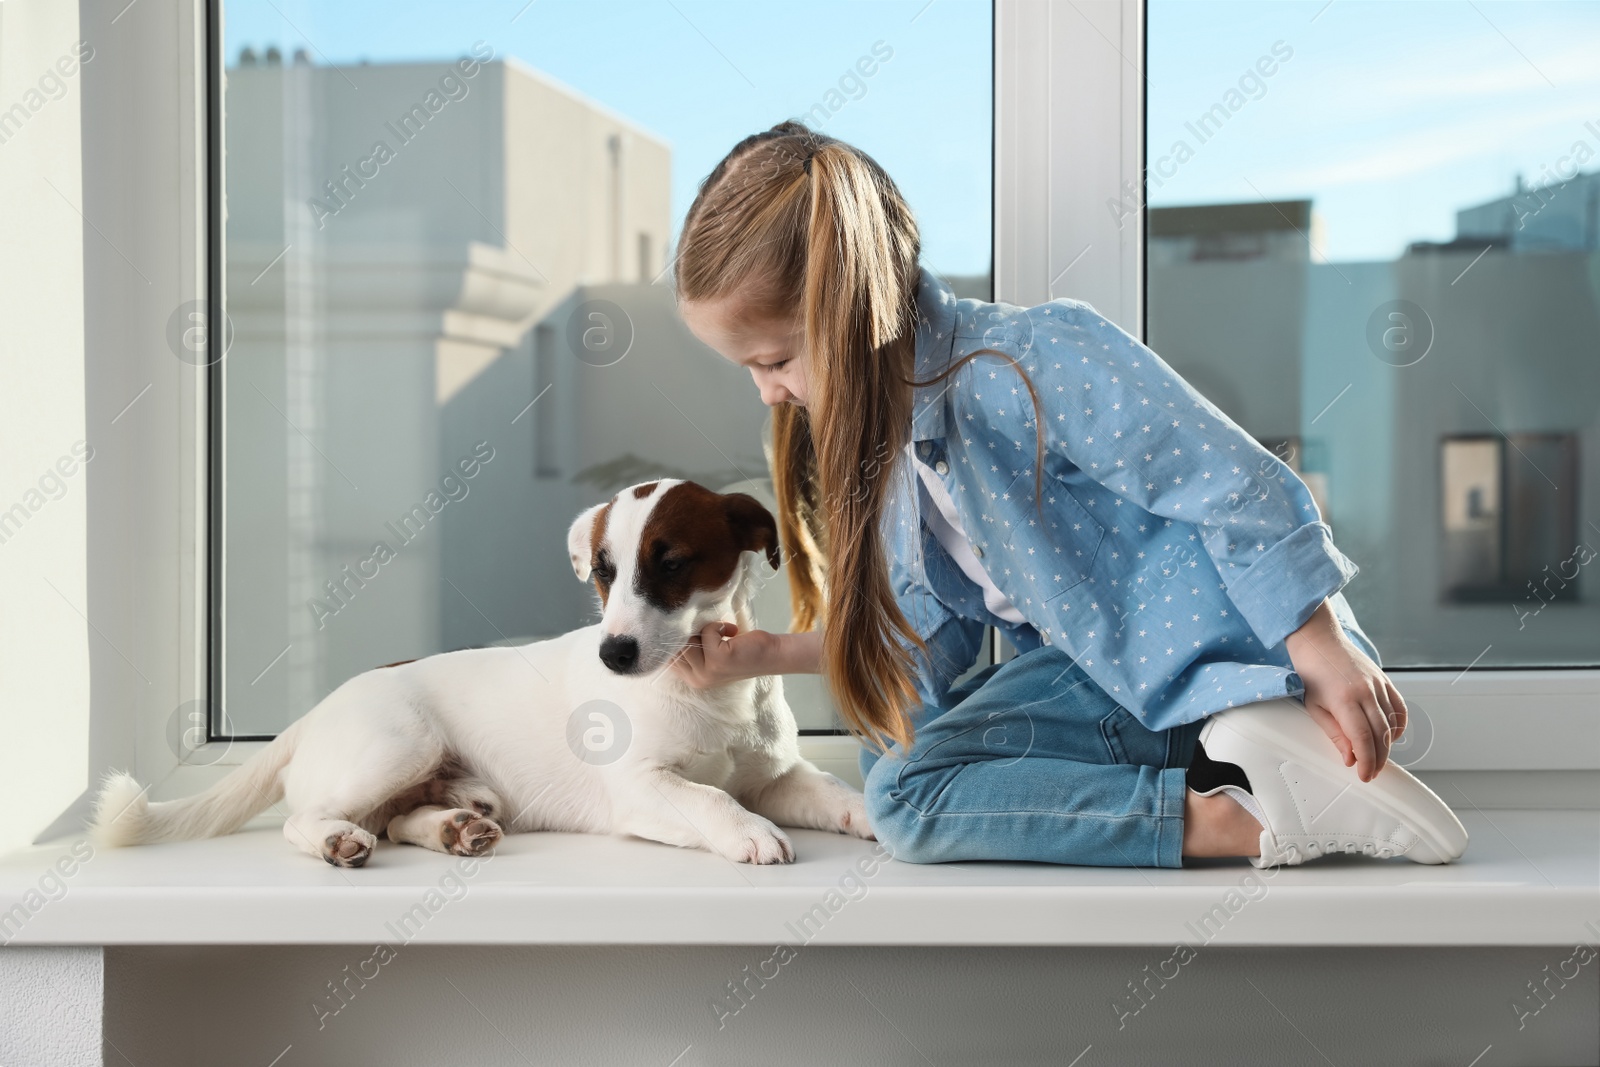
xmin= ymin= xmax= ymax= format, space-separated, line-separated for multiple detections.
xmin=94 ymin=0 xmax=1596 ymax=806
xmin=51 ymin=0 xmax=213 ymax=821
xmin=993 ymin=0 xmax=1598 ymax=777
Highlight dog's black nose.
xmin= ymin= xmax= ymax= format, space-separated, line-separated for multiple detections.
xmin=598 ymin=634 xmax=640 ymax=673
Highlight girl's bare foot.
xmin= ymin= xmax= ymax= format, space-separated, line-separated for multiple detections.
xmin=1181 ymin=788 xmax=1264 ymax=858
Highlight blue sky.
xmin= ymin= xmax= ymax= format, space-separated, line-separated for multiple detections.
xmin=224 ymin=0 xmax=1599 ymax=271
xmin=222 ymin=0 xmax=995 ymax=275
xmin=1148 ymin=0 xmax=1600 ymax=260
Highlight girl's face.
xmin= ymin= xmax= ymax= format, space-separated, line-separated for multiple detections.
xmin=681 ymin=294 xmax=810 ymax=408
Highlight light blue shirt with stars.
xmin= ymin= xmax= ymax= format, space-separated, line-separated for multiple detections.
xmin=882 ymin=267 xmax=1380 ymax=732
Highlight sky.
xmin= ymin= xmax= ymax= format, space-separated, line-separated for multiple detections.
xmin=221 ymin=0 xmax=996 ymax=276
xmin=223 ymin=0 xmax=1600 ymax=272
xmin=1147 ymin=0 xmax=1600 ymax=261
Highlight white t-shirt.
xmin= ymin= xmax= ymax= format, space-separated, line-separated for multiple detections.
xmin=905 ymin=443 xmax=1027 ymax=625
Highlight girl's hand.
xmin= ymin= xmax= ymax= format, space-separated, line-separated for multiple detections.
xmin=1284 ymin=600 xmax=1408 ymax=783
xmin=671 ymin=623 xmax=782 ymax=688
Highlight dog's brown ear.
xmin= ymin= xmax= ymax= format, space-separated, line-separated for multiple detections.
xmin=723 ymin=492 xmax=781 ymax=571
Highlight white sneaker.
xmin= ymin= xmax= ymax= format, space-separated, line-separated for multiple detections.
xmin=1196 ymin=699 xmax=1469 ymax=869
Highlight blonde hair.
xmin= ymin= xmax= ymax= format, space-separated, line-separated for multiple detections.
xmin=676 ymin=122 xmax=1042 ymax=751
xmin=675 ymin=122 xmax=927 ymax=751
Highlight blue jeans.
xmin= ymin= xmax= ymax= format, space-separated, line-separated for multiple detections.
xmin=861 ymin=645 xmax=1207 ymax=868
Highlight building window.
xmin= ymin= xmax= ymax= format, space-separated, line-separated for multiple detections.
xmin=1441 ymin=434 xmax=1581 ymax=606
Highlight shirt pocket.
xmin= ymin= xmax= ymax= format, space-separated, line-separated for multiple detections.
xmin=1018 ymin=472 xmax=1106 ymax=604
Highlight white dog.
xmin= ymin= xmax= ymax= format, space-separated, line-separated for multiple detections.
xmin=92 ymin=479 xmax=872 ymax=866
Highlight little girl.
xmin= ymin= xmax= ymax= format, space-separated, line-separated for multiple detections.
xmin=670 ymin=122 xmax=1467 ymax=869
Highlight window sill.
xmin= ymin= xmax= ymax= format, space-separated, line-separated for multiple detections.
xmin=1 ymin=808 xmax=1593 ymax=948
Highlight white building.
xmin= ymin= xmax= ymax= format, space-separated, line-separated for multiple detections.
xmin=221 ymin=54 xmax=792 ymax=732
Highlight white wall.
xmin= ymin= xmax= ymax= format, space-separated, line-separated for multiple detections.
xmin=0 ymin=0 xmax=91 ymax=856
xmin=0 ymin=947 xmax=102 ymax=1064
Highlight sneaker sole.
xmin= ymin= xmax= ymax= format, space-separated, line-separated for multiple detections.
xmin=1199 ymin=701 xmax=1469 ymax=864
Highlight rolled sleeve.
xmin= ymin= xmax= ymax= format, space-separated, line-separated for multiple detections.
xmin=1229 ymin=520 xmax=1359 ymax=648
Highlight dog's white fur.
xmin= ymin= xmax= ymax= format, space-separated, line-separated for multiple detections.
xmin=91 ymin=479 xmax=871 ymax=866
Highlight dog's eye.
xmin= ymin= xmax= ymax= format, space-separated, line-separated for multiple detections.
xmin=661 ymin=557 xmax=687 ymax=574
xmin=593 ymin=558 xmax=615 ymax=583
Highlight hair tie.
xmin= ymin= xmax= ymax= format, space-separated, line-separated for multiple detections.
xmin=802 ymin=154 xmax=813 ymax=176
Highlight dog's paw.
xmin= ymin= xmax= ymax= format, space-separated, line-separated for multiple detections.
xmin=323 ymin=827 xmax=377 ymax=868
xmin=444 ymin=781 xmax=503 ymax=822
xmin=440 ymin=809 xmax=503 ymax=856
xmin=726 ymin=820 xmax=794 ymax=865
xmin=837 ymin=793 xmax=876 ymax=841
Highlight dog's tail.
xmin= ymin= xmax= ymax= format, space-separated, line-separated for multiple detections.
xmin=90 ymin=718 xmax=304 ymax=847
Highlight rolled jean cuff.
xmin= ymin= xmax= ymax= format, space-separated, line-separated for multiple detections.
xmin=1157 ymin=766 xmax=1190 ymax=868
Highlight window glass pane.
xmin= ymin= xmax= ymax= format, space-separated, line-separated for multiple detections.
xmin=218 ymin=0 xmax=993 ymax=735
xmin=1147 ymin=0 xmax=1599 ymax=668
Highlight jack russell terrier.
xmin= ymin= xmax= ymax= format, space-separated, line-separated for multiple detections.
xmin=91 ymin=480 xmax=873 ymax=866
